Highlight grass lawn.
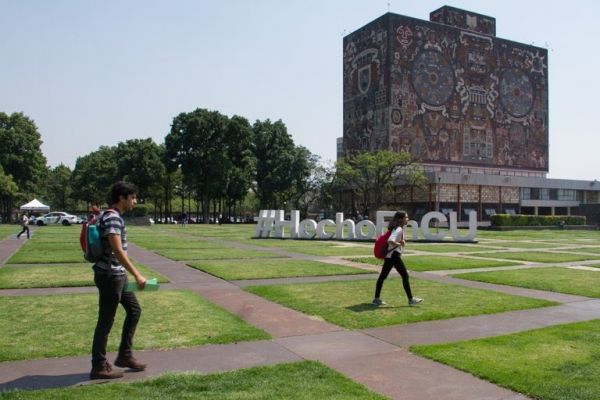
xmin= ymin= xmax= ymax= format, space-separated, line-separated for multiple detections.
xmin=0 ymin=361 xmax=386 ymax=400
xmin=408 ymin=243 xmax=498 ymax=253
xmin=6 ymin=248 xmax=85 ymax=264
xmin=246 ymin=278 xmax=556 ymax=329
xmin=0 ymin=225 xmax=17 ymax=239
xmin=0 ymin=290 xmax=269 ymax=361
xmin=566 ymin=247 xmax=600 ymax=254
xmin=281 ymin=244 xmax=373 ymax=257
xmin=187 ymin=259 xmax=371 ymax=280
xmin=155 ymin=248 xmax=283 ymax=261
xmin=475 ymin=230 xmax=600 ymax=240
xmin=452 ymin=267 xmax=600 ymax=298
xmin=467 ymin=251 xmax=600 ymax=263
xmin=411 ymin=320 xmax=600 ymax=400
xmin=132 ymin=238 xmax=220 ymax=249
xmin=0 ymin=263 xmax=169 ymax=289
xmin=473 ymin=241 xmax=559 ymax=249
xmin=345 ymin=255 xmax=521 ymax=271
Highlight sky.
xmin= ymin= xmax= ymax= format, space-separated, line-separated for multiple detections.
xmin=1 ymin=0 xmax=599 ymax=180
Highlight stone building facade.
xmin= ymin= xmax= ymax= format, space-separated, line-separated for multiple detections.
xmin=341 ymin=6 xmax=600 ymax=224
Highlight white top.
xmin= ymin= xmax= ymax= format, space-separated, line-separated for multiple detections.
xmin=386 ymin=227 xmax=404 ymax=258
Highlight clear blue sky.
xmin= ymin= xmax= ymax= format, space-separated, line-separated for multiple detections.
xmin=1 ymin=1 xmax=598 ymax=180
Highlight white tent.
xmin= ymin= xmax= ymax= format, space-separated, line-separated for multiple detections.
xmin=19 ymin=199 xmax=50 ymax=213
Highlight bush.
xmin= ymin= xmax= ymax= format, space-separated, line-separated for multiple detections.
xmin=129 ymin=204 xmax=148 ymax=217
xmin=491 ymin=214 xmax=586 ymax=226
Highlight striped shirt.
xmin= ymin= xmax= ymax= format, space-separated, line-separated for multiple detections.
xmin=93 ymin=209 xmax=126 ymax=275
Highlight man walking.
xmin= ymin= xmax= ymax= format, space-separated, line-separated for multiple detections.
xmin=90 ymin=181 xmax=147 ymax=380
xmin=16 ymin=213 xmax=30 ymax=239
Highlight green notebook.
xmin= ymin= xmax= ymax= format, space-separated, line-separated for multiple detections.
xmin=125 ymin=278 xmax=159 ymax=292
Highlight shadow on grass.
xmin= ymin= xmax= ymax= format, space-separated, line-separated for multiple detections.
xmin=345 ymin=303 xmax=402 ymax=312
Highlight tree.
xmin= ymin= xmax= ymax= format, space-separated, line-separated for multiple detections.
xmin=114 ymin=138 xmax=166 ymax=202
xmin=165 ymin=109 xmax=230 ymax=223
xmin=253 ymin=119 xmax=298 ymax=209
xmin=47 ymin=164 xmax=73 ymax=210
xmin=336 ymin=150 xmax=427 ymax=218
xmin=223 ymin=115 xmax=254 ymax=219
xmin=0 ymin=112 xmax=47 ymax=194
xmin=0 ymin=166 xmax=18 ymax=222
xmin=71 ymin=146 xmax=118 ymax=207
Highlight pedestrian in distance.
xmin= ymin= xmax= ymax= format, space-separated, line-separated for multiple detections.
xmin=16 ymin=213 xmax=30 ymax=239
xmin=372 ymin=211 xmax=423 ymax=307
xmin=90 ymin=181 xmax=147 ymax=380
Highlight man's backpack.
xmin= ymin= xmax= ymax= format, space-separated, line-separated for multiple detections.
xmin=80 ymin=209 xmax=115 ymax=263
xmin=373 ymin=230 xmax=392 ymax=260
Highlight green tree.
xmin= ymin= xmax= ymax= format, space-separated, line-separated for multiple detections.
xmin=0 ymin=166 xmax=18 ymax=222
xmin=336 ymin=150 xmax=427 ymax=218
xmin=0 ymin=112 xmax=48 ymax=195
xmin=253 ymin=119 xmax=298 ymax=209
xmin=47 ymin=164 xmax=73 ymax=210
xmin=71 ymin=146 xmax=117 ymax=207
xmin=165 ymin=109 xmax=230 ymax=223
xmin=223 ymin=115 xmax=254 ymax=219
xmin=114 ymin=138 xmax=166 ymax=202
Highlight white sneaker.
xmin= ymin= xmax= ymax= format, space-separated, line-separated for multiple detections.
xmin=372 ymin=298 xmax=387 ymax=306
xmin=408 ymin=297 xmax=423 ymax=306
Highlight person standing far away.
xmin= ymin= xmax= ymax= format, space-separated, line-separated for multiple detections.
xmin=372 ymin=211 xmax=423 ymax=307
xmin=90 ymin=181 xmax=147 ymax=380
xmin=16 ymin=213 xmax=30 ymax=239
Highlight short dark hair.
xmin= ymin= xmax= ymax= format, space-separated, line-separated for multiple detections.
xmin=109 ymin=181 xmax=138 ymax=205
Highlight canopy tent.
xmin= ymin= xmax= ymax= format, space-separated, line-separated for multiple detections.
xmin=19 ymin=199 xmax=50 ymax=213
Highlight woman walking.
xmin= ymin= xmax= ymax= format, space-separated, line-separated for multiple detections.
xmin=372 ymin=211 xmax=423 ymax=306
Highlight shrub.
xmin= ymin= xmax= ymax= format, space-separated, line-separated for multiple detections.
xmin=491 ymin=214 xmax=586 ymax=226
xmin=129 ymin=204 xmax=148 ymax=217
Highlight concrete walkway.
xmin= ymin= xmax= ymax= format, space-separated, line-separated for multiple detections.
xmin=3 ymin=234 xmax=600 ymax=399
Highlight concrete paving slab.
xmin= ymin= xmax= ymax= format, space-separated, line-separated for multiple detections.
xmin=0 ymin=237 xmax=28 ymax=265
xmin=363 ymin=299 xmax=600 ymax=346
xmin=0 ymin=340 xmax=301 ymax=391
xmin=326 ymin=348 xmax=530 ymax=400
xmin=196 ymin=287 xmax=342 ymax=338
xmin=0 ymin=286 xmax=96 ymax=297
xmin=276 ymin=331 xmax=398 ymax=362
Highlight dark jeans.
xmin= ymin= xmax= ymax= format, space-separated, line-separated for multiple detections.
xmin=374 ymin=251 xmax=413 ymax=300
xmin=91 ymin=273 xmax=141 ymax=367
xmin=17 ymin=225 xmax=29 ymax=239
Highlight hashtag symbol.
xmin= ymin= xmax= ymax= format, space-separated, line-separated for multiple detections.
xmin=254 ymin=210 xmax=276 ymax=238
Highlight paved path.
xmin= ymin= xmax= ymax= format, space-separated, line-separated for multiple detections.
xmin=3 ymin=233 xmax=600 ymax=399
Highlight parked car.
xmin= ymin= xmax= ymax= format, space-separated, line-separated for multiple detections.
xmin=36 ymin=212 xmax=79 ymax=226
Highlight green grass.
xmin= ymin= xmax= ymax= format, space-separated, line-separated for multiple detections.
xmin=468 ymin=251 xmax=600 ymax=263
xmin=411 ymin=320 xmax=600 ymax=400
xmin=246 ymin=278 xmax=556 ymax=329
xmin=281 ymin=244 xmax=373 ymax=256
xmin=408 ymin=243 xmax=498 ymax=253
xmin=452 ymin=267 xmax=600 ymax=298
xmin=0 ymin=290 xmax=269 ymax=361
xmin=155 ymin=248 xmax=283 ymax=261
xmin=345 ymin=255 xmax=521 ymax=271
xmin=476 ymin=229 xmax=600 ymax=240
xmin=477 ymin=241 xmax=560 ymax=249
xmin=0 ymin=263 xmax=169 ymax=289
xmin=567 ymin=247 xmax=600 ymax=254
xmin=132 ymin=238 xmax=221 ymax=249
xmin=0 ymin=225 xmax=17 ymax=239
xmin=6 ymin=248 xmax=85 ymax=264
xmin=187 ymin=259 xmax=371 ymax=280
xmin=0 ymin=361 xmax=386 ymax=400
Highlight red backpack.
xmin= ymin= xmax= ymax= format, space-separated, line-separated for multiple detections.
xmin=373 ymin=230 xmax=391 ymax=259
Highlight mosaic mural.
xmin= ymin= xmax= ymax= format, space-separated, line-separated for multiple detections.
xmin=343 ymin=8 xmax=548 ymax=171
